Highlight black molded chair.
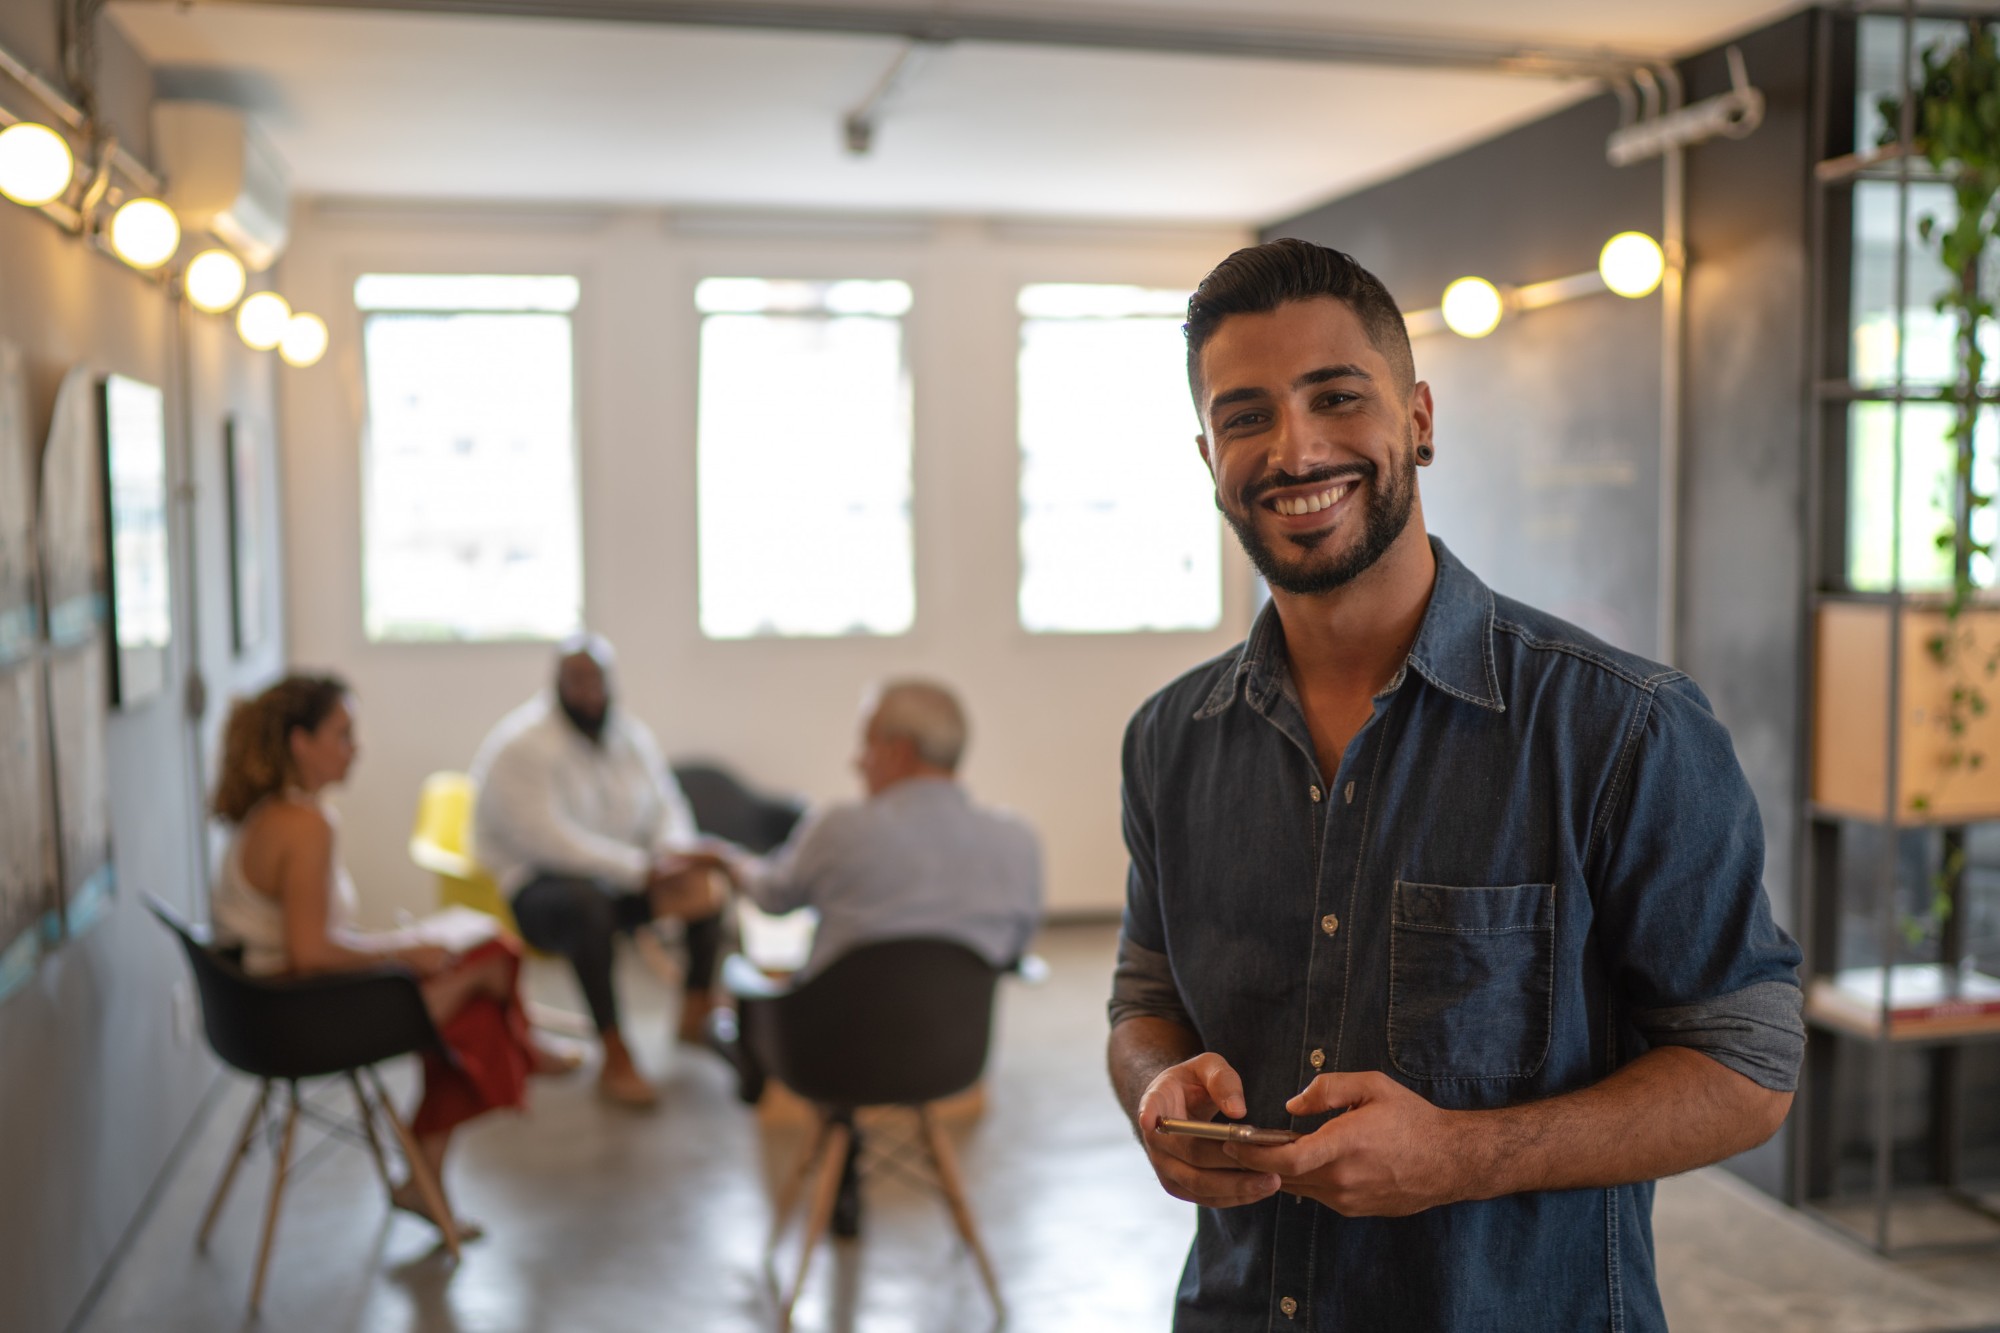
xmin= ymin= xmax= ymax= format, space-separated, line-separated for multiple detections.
xmin=146 ymin=896 xmax=462 ymax=1310
xmin=735 ymin=937 xmax=1004 ymax=1328
xmin=671 ymin=761 xmax=805 ymax=854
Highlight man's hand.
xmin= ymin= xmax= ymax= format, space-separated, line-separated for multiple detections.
xmin=1134 ymin=1053 xmax=1282 ymax=1209
xmin=1225 ymin=1071 xmax=1464 ymax=1217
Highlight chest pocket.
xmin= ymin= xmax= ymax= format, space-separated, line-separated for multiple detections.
xmin=1388 ymin=881 xmax=1554 ymax=1081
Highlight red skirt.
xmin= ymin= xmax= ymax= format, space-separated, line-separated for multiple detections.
xmin=411 ymin=938 xmax=533 ymax=1137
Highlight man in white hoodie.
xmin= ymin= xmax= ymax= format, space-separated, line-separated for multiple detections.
xmin=471 ymin=635 xmax=722 ymax=1107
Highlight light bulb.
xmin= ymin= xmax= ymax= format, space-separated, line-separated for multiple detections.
xmin=1440 ymin=277 xmax=1504 ymax=339
xmin=109 ymin=197 xmax=181 ymax=269
xmin=236 ymin=291 xmax=292 ymax=350
xmin=279 ymin=313 xmax=328 ymax=368
xmin=0 ymin=122 xmax=74 ymax=206
xmin=184 ymin=248 xmax=247 ymax=313
xmin=1599 ymin=231 xmax=1666 ymax=299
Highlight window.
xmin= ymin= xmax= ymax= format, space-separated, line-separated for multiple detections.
xmin=356 ymin=274 xmax=583 ymax=642
xmin=1845 ymin=17 xmax=2000 ymax=593
xmin=695 ymin=278 xmax=914 ymax=638
xmin=1016 ymin=283 xmax=1220 ymax=633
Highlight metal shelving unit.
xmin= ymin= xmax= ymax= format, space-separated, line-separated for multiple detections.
xmin=1793 ymin=1 xmax=2000 ymax=1258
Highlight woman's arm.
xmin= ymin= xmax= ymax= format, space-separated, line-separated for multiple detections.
xmin=265 ymin=806 xmax=447 ymax=976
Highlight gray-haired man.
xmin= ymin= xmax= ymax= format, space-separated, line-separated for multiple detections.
xmin=710 ymin=680 xmax=1043 ymax=1086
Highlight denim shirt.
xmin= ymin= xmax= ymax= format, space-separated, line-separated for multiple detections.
xmin=1111 ymin=538 xmax=1803 ymax=1333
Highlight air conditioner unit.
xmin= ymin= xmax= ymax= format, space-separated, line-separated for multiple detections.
xmin=152 ymin=102 xmax=291 ymax=272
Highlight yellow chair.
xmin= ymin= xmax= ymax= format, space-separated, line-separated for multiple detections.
xmin=408 ymin=771 xmax=520 ymax=937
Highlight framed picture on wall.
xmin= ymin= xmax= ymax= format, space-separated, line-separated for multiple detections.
xmin=99 ymin=374 xmax=172 ymax=708
xmin=224 ymin=416 xmax=266 ymax=655
xmin=0 ymin=341 xmax=58 ymax=1001
xmin=45 ymin=367 xmax=115 ymax=937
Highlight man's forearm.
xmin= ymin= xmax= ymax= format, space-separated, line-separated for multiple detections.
xmin=1109 ymin=1016 xmax=1203 ymax=1126
xmin=1458 ymin=1046 xmax=1793 ymax=1200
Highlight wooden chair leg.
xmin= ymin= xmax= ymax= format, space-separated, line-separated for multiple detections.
xmin=198 ymin=1080 xmax=270 ymax=1253
xmin=346 ymin=1071 xmax=395 ymax=1195
xmin=248 ymin=1084 xmax=301 ymax=1312
xmin=365 ymin=1066 xmax=462 ymax=1261
xmin=779 ymin=1118 xmax=851 ymax=1333
xmin=918 ymin=1104 xmax=1004 ymax=1320
xmin=767 ymin=1115 xmax=834 ymax=1263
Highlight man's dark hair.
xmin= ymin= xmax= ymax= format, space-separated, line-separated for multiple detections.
xmin=1183 ymin=239 xmax=1414 ymax=415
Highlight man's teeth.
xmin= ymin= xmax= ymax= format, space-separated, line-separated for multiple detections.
xmin=1273 ymin=484 xmax=1350 ymax=517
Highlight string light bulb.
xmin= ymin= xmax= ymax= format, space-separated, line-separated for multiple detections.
xmin=108 ymin=197 xmax=181 ymax=269
xmin=0 ymin=122 xmax=74 ymax=207
xmin=1599 ymin=231 xmax=1666 ymax=299
xmin=1440 ymin=277 xmax=1504 ymax=339
xmin=279 ymin=313 xmax=327 ymax=368
xmin=236 ymin=291 xmax=291 ymax=350
xmin=184 ymin=248 xmax=247 ymax=314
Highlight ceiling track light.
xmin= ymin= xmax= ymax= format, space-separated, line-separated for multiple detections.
xmin=1404 ymin=231 xmax=1674 ymax=340
xmin=236 ymin=291 xmax=292 ymax=351
xmin=0 ymin=121 xmax=74 ymax=207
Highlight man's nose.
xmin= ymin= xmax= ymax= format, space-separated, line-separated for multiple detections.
xmin=1263 ymin=404 xmax=1330 ymax=477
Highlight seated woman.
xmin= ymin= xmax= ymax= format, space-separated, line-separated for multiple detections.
xmin=210 ymin=672 xmax=572 ymax=1239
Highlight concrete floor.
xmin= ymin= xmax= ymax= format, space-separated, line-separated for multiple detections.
xmin=73 ymin=924 xmax=2000 ymax=1333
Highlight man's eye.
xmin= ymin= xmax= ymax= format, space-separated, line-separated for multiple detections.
xmin=1316 ymin=392 xmax=1356 ymax=409
xmin=1224 ymin=411 xmax=1266 ymax=431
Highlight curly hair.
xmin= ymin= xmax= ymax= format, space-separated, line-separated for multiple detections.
xmin=211 ymin=673 xmax=351 ymax=824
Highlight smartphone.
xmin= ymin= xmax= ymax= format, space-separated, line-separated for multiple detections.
xmin=1155 ymin=1117 xmax=1299 ymax=1146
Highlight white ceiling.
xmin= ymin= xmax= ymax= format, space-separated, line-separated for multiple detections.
xmin=106 ymin=0 xmax=1805 ymax=224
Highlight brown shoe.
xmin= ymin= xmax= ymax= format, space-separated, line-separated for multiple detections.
xmin=597 ymin=1062 xmax=660 ymax=1109
xmin=676 ymin=987 xmax=716 ymax=1044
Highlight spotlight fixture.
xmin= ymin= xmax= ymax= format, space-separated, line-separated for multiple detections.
xmin=1599 ymin=231 xmax=1666 ymax=299
xmin=0 ymin=122 xmax=74 ymax=207
xmin=1441 ymin=277 xmax=1504 ymax=339
xmin=236 ymin=290 xmax=291 ymax=350
xmin=184 ymin=248 xmax=247 ymax=313
xmin=108 ymin=197 xmax=181 ymax=269
xmin=278 ymin=313 xmax=327 ymax=368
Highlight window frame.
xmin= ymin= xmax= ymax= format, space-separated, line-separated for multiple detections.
xmin=353 ymin=270 xmax=589 ymax=645
xmin=689 ymin=271 xmax=920 ymax=641
xmin=1012 ymin=279 xmax=1224 ymax=637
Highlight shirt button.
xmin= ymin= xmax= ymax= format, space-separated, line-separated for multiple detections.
xmin=1344 ymin=781 xmax=1355 ymax=804
xmin=1309 ymin=784 xmax=1322 ymax=802
xmin=1309 ymin=1048 xmax=1325 ymax=1069
xmin=1280 ymin=1296 xmax=1298 ymax=1318
xmin=1320 ymin=913 xmax=1339 ymax=936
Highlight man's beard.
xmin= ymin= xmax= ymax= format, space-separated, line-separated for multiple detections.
xmin=1221 ymin=435 xmax=1419 ymax=597
xmin=560 ymin=696 xmax=609 ymax=744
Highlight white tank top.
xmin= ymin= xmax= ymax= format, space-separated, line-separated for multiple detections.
xmin=212 ymin=792 xmax=360 ymax=976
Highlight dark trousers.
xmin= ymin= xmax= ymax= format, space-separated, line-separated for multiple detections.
xmin=511 ymin=874 xmax=723 ymax=1034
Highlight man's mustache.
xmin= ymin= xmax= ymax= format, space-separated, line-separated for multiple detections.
xmin=1240 ymin=463 xmax=1374 ymax=509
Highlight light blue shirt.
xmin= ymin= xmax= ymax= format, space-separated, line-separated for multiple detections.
xmin=744 ymin=776 xmax=1042 ymax=981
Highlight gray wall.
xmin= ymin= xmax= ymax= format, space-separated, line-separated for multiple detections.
xmin=0 ymin=8 xmax=286 ymax=1332
xmin=1264 ymin=12 xmax=1816 ymax=1198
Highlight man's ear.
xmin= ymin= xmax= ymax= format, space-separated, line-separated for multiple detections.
xmin=1408 ymin=381 xmax=1435 ymax=449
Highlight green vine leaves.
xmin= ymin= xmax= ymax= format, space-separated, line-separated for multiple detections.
xmin=1879 ymin=20 xmax=2000 ymax=942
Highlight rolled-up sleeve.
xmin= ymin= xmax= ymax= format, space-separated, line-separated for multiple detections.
xmin=1589 ymin=677 xmax=1805 ymax=1092
xmin=1109 ymin=702 xmax=1195 ymax=1032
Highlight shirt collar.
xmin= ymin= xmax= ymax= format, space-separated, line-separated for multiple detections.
xmin=1195 ymin=536 xmax=1506 ymax=720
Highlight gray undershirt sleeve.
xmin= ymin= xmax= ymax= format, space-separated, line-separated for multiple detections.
xmin=1108 ymin=934 xmax=1194 ymax=1031
xmin=1633 ymin=979 xmax=1806 ymax=1092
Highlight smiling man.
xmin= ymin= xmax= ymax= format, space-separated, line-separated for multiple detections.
xmin=1107 ymin=239 xmax=1804 ymax=1331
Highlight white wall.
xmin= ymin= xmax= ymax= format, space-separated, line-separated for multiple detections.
xmin=276 ymin=202 xmax=1255 ymax=923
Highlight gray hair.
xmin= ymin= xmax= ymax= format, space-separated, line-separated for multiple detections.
xmin=868 ymin=679 xmax=968 ymax=771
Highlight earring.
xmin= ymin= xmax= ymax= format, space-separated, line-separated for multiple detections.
xmin=1416 ymin=443 xmax=1435 ymax=464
